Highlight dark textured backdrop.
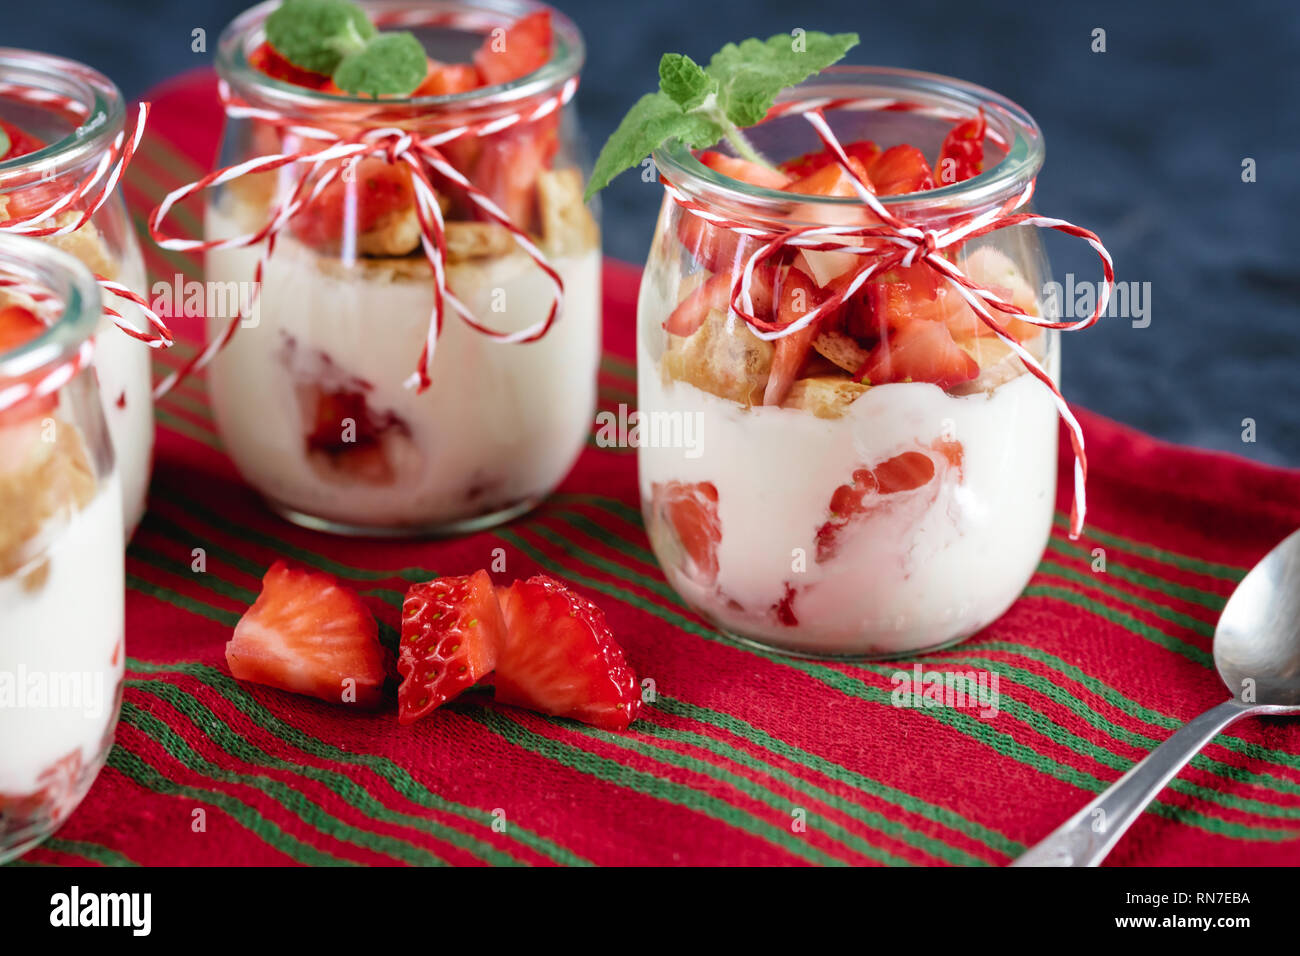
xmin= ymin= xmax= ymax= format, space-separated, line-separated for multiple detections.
xmin=12 ymin=0 xmax=1299 ymax=467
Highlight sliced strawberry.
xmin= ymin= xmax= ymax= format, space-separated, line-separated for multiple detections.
xmin=676 ymin=212 xmax=750 ymax=275
xmin=779 ymin=140 xmax=881 ymax=178
xmin=0 ymin=117 xmax=44 ymax=161
xmin=225 ymin=561 xmax=390 ymax=708
xmin=784 ymin=156 xmax=872 ymax=198
xmin=415 ymin=60 xmax=482 ymax=96
xmin=291 ymin=158 xmax=416 ymax=249
xmin=651 ymin=480 xmax=721 ymax=585
xmin=868 ymin=145 xmax=935 ymax=196
xmin=473 ymin=9 xmax=552 ymax=86
xmin=935 ymin=112 xmax=987 ymax=187
xmin=0 ymin=305 xmax=57 ymax=424
xmin=764 ymin=266 xmax=824 ymax=405
xmin=697 ymin=150 xmax=792 ymax=189
xmin=397 ymin=570 xmax=505 ymax=724
xmin=471 ymin=114 xmax=559 ymax=232
xmin=496 ymin=575 xmax=641 ymax=730
xmin=663 ymin=266 xmax=775 ymax=338
xmin=860 ymin=319 xmax=979 ymax=390
xmin=248 ymin=41 xmax=332 ymax=90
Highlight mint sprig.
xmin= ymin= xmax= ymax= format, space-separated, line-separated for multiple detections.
xmin=333 ymin=33 xmax=428 ymax=97
xmin=585 ymin=31 xmax=859 ymax=199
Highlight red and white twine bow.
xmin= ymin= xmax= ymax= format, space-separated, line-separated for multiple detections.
xmin=662 ymin=98 xmax=1115 ymax=538
xmin=147 ymin=76 xmax=576 ymax=399
xmin=0 ymin=265 xmax=94 ymax=413
xmin=0 ymin=89 xmax=171 ymax=348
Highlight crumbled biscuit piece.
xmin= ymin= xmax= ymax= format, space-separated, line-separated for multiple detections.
xmin=357 ymin=206 xmax=423 ymax=258
xmin=662 ymin=308 xmax=773 ymax=407
xmin=781 ymin=375 xmax=869 ymax=419
xmin=537 ymin=167 xmax=599 ymax=257
xmin=444 ymin=221 xmax=517 ymax=262
xmin=42 ymin=215 xmax=118 ymax=280
xmin=0 ymin=419 xmax=96 ymax=579
xmin=812 ymin=330 xmax=871 ymax=373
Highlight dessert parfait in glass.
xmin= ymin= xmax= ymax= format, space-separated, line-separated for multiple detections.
xmin=0 ymin=49 xmax=160 ymax=536
xmin=637 ymin=66 xmax=1081 ymax=658
xmin=190 ymin=0 xmax=600 ymax=535
xmin=0 ymin=235 xmax=124 ymax=862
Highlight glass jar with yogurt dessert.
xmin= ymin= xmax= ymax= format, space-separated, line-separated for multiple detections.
xmin=0 ymin=234 xmax=124 ymax=863
xmin=639 ymin=67 xmax=1063 ymax=658
xmin=0 ymin=49 xmax=157 ymax=537
xmin=199 ymin=0 xmax=600 ymax=535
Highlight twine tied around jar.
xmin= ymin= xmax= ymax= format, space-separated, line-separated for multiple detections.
xmin=0 ymin=262 xmax=95 ymax=413
xmin=0 ymin=88 xmax=171 ymax=349
xmin=147 ymin=74 xmax=576 ymax=400
xmin=659 ymin=98 xmax=1115 ymax=538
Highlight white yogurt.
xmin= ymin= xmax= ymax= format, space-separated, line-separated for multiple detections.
xmin=0 ymin=475 xmax=124 ymax=798
xmin=205 ymin=211 xmax=600 ymax=530
xmin=637 ymin=344 xmax=1060 ymax=657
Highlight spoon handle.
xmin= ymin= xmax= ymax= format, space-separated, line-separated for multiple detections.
xmin=1012 ymin=698 xmax=1256 ymax=867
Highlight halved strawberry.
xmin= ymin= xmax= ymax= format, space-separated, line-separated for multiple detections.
xmin=474 ymin=9 xmax=552 ymax=86
xmin=868 ymin=145 xmax=935 ymax=196
xmin=0 ymin=117 xmax=44 ymax=161
xmin=651 ymin=480 xmax=721 ymax=585
xmin=697 ymin=150 xmax=792 ymax=189
xmin=764 ymin=266 xmax=824 ymax=405
xmin=225 ymin=561 xmax=390 ymax=708
xmin=935 ymin=112 xmax=986 ymax=187
xmin=397 ymin=570 xmax=505 ymax=724
xmin=496 ymin=575 xmax=641 ymax=730
xmin=292 ymin=158 xmax=416 ymax=249
xmin=471 ymin=114 xmax=559 ymax=231
xmin=415 ymin=60 xmax=481 ymax=96
xmin=860 ymin=318 xmax=979 ymax=389
xmin=248 ymin=41 xmax=332 ymax=90
xmin=663 ymin=266 xmax=775 ymax=338
xmin=779 ymin=140 xmax=881 ymax=178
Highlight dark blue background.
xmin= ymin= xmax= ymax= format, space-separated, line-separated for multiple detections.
xmin=12 ymin=0 xmax=1299 ymax=466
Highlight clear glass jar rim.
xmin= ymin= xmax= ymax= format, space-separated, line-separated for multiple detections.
xmin=0 ymin=48 xmax=125 ymax=182
xmin=654 ymin=65 xmax=1045 ymax=214
xmin=0 ymin=233 xmax=101 ymax=378
xmin=217 ymin=0 xmax=585 ymax=116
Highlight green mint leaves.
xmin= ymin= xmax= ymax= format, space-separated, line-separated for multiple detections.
xmin=266 ymin=0 xmax=375 ymax=74
xmin=585 ymin=30 xmax=859 ymax=199
xmin=333 ymin=33 xmax=428 ymax=97
xmin=266 ymin=0 xmax=428 ymax=97
xmin=0 ymin=126 xmax=10 ymax=161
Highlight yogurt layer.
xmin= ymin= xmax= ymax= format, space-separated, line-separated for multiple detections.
xmin=205 ymin=212 xmax=601 ymax=530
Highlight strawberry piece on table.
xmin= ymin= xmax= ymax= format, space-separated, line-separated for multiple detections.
xmin=868 ymin=144 xmax=936 ymax=196
xmin=292 ymin=158 xmax=416 ymax=248
xmin=474 ymin=9 xmax=552 ymax=85
xmin=496 ymin=575 xmax=641 ymax=730
xmin=779 ymin=139 xmax=881 ymax=178
xmin=225 ymin=561 xmax=390 ymax=708
xmin=415 ymin=60 xmax=481 ymax=96
xmin=860 ymin=318 xmax=980 ymax=389
xmin=248 ymin=41 xmax=332 ymax=90
xmin=764 ymin=266 xmax=825 ymax=405
xmin=652 ymin=480 xmax=722 ymax=585
xmin=697 ymin=150 xmax=792 ymax=189
xmin=935 ymin=112 xmax=987 ymax=186
xmin=397 ymin=570 xmax=506 ymax=725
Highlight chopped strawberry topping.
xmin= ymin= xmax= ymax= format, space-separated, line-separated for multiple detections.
xmin=0 ymin=305 xmax=56 ymax=425
xmin=496 ymin=575 xmax=641 ymax=730
xmin=0 ymin=117 xmax=45 ymax=161
xmin=935 ymin=111 xmax=987 ymax=186
xmin=248 ymin=41 xmax=332 ymax=90
xmin=471 ymin=114 xmax=560 ymax=232
xmin=663 ymin=265 xmax=775 ymax=338
xmin=415 ymin=60 xmax=481 ymax=96
xmin=764 ymin=266 xmax=824 ymax=405
xmin=867 ymin=144 xmax=935 ymax=196
xmin=860 ymin=319 xmax=979 ymax=389
xmin=397 ymin=570 xmax=505 ymax=724
xmin=473 ymin=9 xmax=552 ymax=86
xmin=225 ymin=561 xmax=390 ymax=708
xmin=779 ymin=139 xmax=881 ymax=179
xmin=697 ymin=150 xmax=792 ymax=189
xmin=291 ymin=158 xmax=416 ymax=248
xmin=651 ymin=480 xmax=722 ymax=585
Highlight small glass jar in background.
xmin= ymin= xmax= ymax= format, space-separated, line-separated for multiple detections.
xmin=201 ymin=0 xmax=601 ymax=535
xmin=0 ymin=233 xmax=124 ymax=863
xmin=0 ymin=48 xmax=157 ymax=537
xmin=639 ymin=67 xmax=1060 ymax=659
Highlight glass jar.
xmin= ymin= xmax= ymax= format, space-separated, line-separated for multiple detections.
xmin=0 ymin=234 xmax=124 ymax=863
xmin=202 ymin=0 xmax=600 ymax=535
xmin=639 ymin=67 xmax=1060 ymax=659
xmin=0 ymin=49 xmax=156 ymax=537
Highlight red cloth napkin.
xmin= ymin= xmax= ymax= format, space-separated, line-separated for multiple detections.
xmin=27 ymin=72 xmax=1300 ymax=867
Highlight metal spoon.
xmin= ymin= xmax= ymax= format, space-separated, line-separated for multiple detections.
xmin=1012 ymin=527 xmax=1300 ymax=867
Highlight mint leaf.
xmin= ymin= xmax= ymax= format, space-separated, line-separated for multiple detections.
xmin=266 ymin=0 xmax=376 ymax=74
xmin=706 ymin=32 xmax=859 ymax=127
xmin=333 ymin=32 xmax=428 ymax=97
xmin=0 ymin=126 xmax=10 ymax=161
xmin=585 ymin=92 xmax=721 ymax=200
xmin=659 ymin=53 xmax=713 ymax=110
